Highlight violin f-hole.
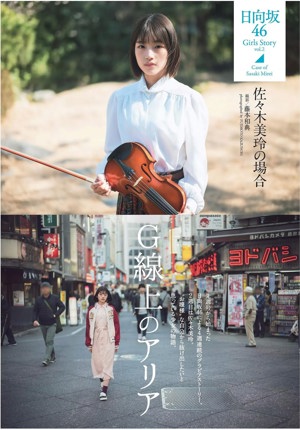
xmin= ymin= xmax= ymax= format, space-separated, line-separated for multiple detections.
xmin=141 ymin=163 xmax=152 ymax=182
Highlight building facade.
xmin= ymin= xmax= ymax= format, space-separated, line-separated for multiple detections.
xmin=1 ymin=215 xmax=94 ymax=330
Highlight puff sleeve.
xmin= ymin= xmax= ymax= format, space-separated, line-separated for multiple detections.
xmin=179 ymin=91 xmax=208 ymax=213
xmin=96 ymin=91 xmax=122 ymax=174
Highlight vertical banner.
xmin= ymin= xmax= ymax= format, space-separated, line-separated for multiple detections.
xmin=69 ymin=297 xmax=78 ymax=326
xmin=205 ymin=276 xmax=213 ymax=293
xmin=234 ymin=0 xmax=286 ymax=82
xmin=43 ymin=234 xmax=60 ymax=259
xmin=94 ymin=216 xmax=106 ymax=268
xmin=228 ymin=274 xmax=244 ymax=327
xmin=60 ymin=291 xmax=67 ymax=325
xmin=181 ymin=215 xmax=192 ymax=238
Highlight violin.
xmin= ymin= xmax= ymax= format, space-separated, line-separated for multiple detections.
xmin=104 ymin=142 xmax=186 ymax=215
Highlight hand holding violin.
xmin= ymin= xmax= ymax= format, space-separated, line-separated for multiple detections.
xmin=91 ymin=174 xmax=111 ymax=196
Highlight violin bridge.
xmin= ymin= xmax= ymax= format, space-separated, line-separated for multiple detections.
xmin=133 ymin=176 xmax=143 ymax=188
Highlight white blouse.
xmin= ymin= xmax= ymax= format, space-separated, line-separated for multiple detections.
xmin=96 ymin=75 xmax=208 ymax=213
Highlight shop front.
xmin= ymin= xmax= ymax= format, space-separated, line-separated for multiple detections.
xmin=207 ymin=228 xmax=300 ymax=336
xmin=1 ymin=238 xmax=44 ymax=330
xmin=189 ymin=245 xmax=227 ymax=332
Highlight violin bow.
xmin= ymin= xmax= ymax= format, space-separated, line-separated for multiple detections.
xmin=1 ymin=146 xmax=95 ymax=184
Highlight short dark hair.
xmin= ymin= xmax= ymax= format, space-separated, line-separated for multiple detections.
xmin=138 ymin=283 xmax=146 ymax=289
xmin=94 ymin=286 xmax=112 ymax=304
xmin=130 ymin=13 xmax=180 ymax=78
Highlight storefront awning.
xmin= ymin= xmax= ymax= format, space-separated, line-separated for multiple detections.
xmin=185 ymin=242 xmax=226 ymax=265
xmin=207 ymin=222 xmax=299 ymax=243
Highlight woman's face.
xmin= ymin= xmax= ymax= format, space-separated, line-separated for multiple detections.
xmin=135 ymin=38 xmax=168 ymax=86
xmin=98 ymin=291 xmax=108 ymax=304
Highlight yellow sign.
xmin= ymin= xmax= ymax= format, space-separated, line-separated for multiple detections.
xmin=60 ymin=291 xmax=67 ymax=325
xmin=182 ymin=245 xmax=192 ymax=261
xmin=175 ymin=262 xmax=187 ymax=273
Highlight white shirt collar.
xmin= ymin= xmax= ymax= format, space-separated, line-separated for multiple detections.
xmin=138 ymin=74 xmax=171 ymax=93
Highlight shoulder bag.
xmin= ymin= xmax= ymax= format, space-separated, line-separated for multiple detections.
xmin=43 ymin=299 xmax=63 ymax=334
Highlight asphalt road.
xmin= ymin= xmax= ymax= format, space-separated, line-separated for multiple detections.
xmin=1 ymin=310 xmax=299 ymax=428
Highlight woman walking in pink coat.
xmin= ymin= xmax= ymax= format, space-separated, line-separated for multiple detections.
xmin=85 ymin=286 xmax=120 ymax=401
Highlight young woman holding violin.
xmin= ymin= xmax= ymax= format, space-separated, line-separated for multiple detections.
xmin=92 ymin=13 xmax=208 ymax=215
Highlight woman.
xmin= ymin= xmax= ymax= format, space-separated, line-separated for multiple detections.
xmin=85 ymin=286 xmax=120 ymax=401
xmin=92 ymin=13 xmax=208 ymax=214
xmin=243 ymin=287 xmax=257 ymax=348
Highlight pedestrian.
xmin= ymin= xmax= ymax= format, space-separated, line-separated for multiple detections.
xmin=1 ymin=294 xmax=17 ymax=346
xmin=288 ymin=292 xmax=299 ymax=343
xmin=124 ymin=289 xmax=133 ymax=312
xmin=160 ymin=287 xmax=171 ymax=325
xmin=110 ymin=284 xmax=123 ymax=313
xmin=133 ymin=284 xmax=151 ymax=340
xmin=32 ymin=282 xmax=65 ymax=366
xmin=264 ymin=284 xmax=272 ymax=327
xmin=254 ymin=286 xmax=265 ymax=338
xmin=85 ymin=286 xmax=120 ymax=401
xmin=243 ymin=286 xmax=257 ymax=347
xmin=92 ymin=13 xmax=208 ymax=215
xmin=151 ymin=288 xmax=159 ymax=319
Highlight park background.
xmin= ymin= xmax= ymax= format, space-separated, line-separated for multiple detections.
xmin=1 ymin=1 xmax=299 ymax=214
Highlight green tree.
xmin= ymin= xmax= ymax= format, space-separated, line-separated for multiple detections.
xmin=1 ymin=3 xmax=37 ymax=87
xmin=1 ymin=1 xmax=298 ymax=93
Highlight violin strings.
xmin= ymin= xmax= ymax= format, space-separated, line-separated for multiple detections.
xmin=126 ymin=171 xmax=178 ymax=214
xmin=130 ymin=173 xmax=178 ymax=213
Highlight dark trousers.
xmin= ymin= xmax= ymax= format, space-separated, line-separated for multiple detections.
xmin=161 ymin=307 xmax=168 ymax=324
xmin=136 ymin=314 xmax=148 ymax=336
xmin=1 ymin=316 xmax=16 ymax=345
xmin=254 ymin=311 xmax=265 ymax=337
xmin=152 ymin=308 xmax=158 ymax=319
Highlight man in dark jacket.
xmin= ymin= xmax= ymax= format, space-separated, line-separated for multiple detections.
xmin=110 ymin=284 xmax=123 ymax=313
xmin=254 ymin=286 xmax=265 ymax=338
xmin=33 ymin=282 xmax=65 ymax=366
xmin=133 ymin=284 xmax=151 ymax=340
xmin=1 ymin=294 xmax=17 ymax=346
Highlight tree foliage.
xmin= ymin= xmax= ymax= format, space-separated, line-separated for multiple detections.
xmin=1 ymin=1 xmax=299 ymax=93
xmin=1 ymin=3 xmax=37 ymax=87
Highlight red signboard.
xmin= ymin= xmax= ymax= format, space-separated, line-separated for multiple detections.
xmin=229 ymin=245 xmax=298 ymax=267
xmin=43 ymin=234 xmax=60 ymax=259
xmin=190 ymin=252 xmax=218 ymax=277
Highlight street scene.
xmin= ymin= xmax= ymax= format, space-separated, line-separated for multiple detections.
xmin=1 ymin=2 xmax=299 ymax=215
xmin=1 ymin=310 xmax=299 ymax=429
xmin=1 ymin=214 xmax=300 ymax=428
xmin=1 ymin=3 xmax=300 ymax=429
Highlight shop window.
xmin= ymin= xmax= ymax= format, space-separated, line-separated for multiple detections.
xmin=1 ymin=215 xmax=15 ymax=233
xmin=12 ymin=282 xmax=39 ymax=307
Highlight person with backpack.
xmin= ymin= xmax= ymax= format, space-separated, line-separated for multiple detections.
xmin=32 ymin=282 xmax=65 ymax=366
